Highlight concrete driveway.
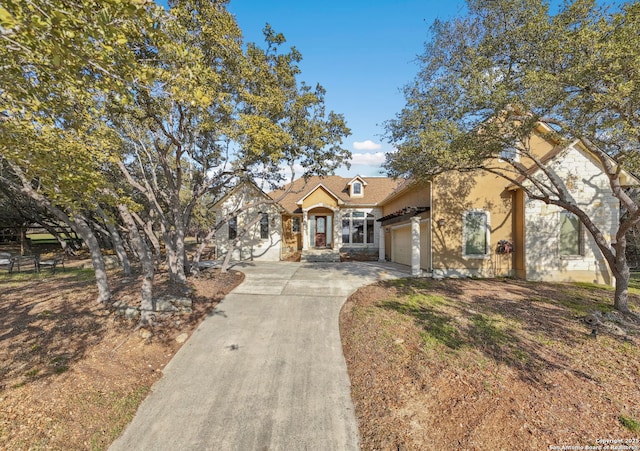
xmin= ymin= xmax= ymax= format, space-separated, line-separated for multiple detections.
xmin=110 ymin=261 xmax=409 ymax=451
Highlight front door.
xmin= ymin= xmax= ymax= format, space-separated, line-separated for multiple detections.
xmin=315 ymin=216 xmax=326 ymax=247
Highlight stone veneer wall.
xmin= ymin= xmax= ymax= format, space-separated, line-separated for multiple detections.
xmin=523 ymin=144 xmax=617 ymax=285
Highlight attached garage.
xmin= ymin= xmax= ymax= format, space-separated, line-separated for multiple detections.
xmin=390 ymin=219 xmax=431 ymax=271
xmin=391 ymin=224 xmax=412 ymax=266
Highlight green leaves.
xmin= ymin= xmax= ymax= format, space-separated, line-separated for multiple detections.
xmin=1 ymin=0 xmax=350 ymax=243
xmin=0 ymin=0 xmax=158 ymax=210
xmin=385 ymin=0 xmax=640 ymax=181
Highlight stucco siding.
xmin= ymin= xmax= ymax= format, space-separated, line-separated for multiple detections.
xmin=420 ymin=221 xmax=431 ymax=270
xmin=430 ymin=170 xmax=514 ymax=278
xmin=382 ymin=182 xmax=430 ymax=216
xmin=301 ymin=187 xmax=339 ymax=209
xmin=513 ymin=189 xmax=526 ymax=278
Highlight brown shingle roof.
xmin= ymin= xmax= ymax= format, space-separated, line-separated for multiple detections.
xmin=269 ymin=175 xmax=403 ymax=214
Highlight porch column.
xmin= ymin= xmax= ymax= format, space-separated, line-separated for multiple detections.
xmin=378 ymin=226 xmax=385 ymax=261
xmin=334 ymin=209 xmax=342 ymax=249
xmin=411 ymin=216 xmax=421 ymax=276
xmin=302 ymin=210 xmax=309 ymax=250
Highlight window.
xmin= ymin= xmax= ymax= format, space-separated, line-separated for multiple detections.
xmin=342 ymin=211 xmax=375 ymax=245
xmin=367 ymin=216 xmax=375 ymax=243
xmin=228 ymin=216 xmax=237 ymax=240
xmin=560 ymin=211 xmax=582 ymax=256
xmin=342 ymin=217 xmax=350 ymax=244
xmin=463 ymin=211 xmax=489 ymax=257
xmin=291 ymin=217 xmax=301 ymax=233
xmin=350 ymin=179 xmax=364 ymax=197
xmin=260 ymin=213 xmax=269 ymax=239
xmin=351 ymin=212 xmax=363 ymax=243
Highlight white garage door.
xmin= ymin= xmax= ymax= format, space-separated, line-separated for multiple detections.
xmin=392 ymin=225 xmax=412 ymax=266
xmin=392 ymin=221 xmax=431 ymax=270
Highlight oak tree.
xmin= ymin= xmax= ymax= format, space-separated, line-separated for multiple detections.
xmin=0 ymin=0 xmax=157 ymax=303
xmin=385 ymin=0 xmax=640 ymax=312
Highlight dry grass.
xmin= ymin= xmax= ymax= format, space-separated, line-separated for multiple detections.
xmin=0 ymin=261 xmax=243 ymax=450
xmin=341 ymin=278 xmax=640 ymax=450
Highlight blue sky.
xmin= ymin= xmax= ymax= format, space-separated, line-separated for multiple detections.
xmin=226 ymin=0 xmax=468 ymax=177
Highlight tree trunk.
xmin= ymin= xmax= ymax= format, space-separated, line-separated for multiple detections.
xmin=97 ymin=206 xmax=132 ymax=277
xmin=19 ymin=226 xmax=29 ymax=256
xmin=118 ymin=204 xmax=155 ymax=326
xmin=4 ymin=161 xmax=110 ymax=303
xmin=543 ymin=195 xmax=636 ymax=314
xmin=219 ymin=215 xmax=263 ymax=273
xmin=72 ymin=214 xmax=111 ymax=304
xmin=132 ymin=211 xmax=162 ymax=268
xmin=164 ymin=233 xmax=178 ymax=280
xmin=613 ymin=240 xmax=631 ymax=313
xmin=39 ymin=221 xmax=74 ymax=254
xmin=173 ymin=220 xmax=187 ymax=283
xmin=220 ymin=241 xmax=235 ymax=274
xmin=164 ymin=229 xmax=187 ymax=284
xmin=159 ymin=198 xmax=188 ymax=284
xmin=191 ymin=227 xmax=217 ymax=274
xmin=614 ymin=270 xmax=630 ymax=313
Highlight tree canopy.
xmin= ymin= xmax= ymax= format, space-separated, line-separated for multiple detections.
xmin=1 ymin=0 xmax=350 ymax=317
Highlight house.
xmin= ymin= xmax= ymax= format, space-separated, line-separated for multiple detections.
xmin=213 ymin=175 xmax=404 ymax=262
xmin=270 ymin=175 xmax=403 ymax=261
xmin=212 ymin=131 xmax=633 ymax=286
xmin=212 ymin=181 xmax=284 ymax=262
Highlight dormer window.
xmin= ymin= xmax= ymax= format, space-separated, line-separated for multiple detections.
xmin=348 ymin=176 xmax=367 ymax=197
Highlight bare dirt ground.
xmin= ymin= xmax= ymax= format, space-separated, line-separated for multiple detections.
xmin=0 ymin=256 xmax=243 ymax=450
xmin=341 ymin=278 xmax=640 ymax=451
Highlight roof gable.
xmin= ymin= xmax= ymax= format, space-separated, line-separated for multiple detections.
xmin=212 ymin=180 xmax=270 ymax=207
xmin=296 ymin=184 xmax=344 ymax=207
xmin=346 ymin=176 xmax=368 ymax=187
xmin=379 ymin=179 xmax=419 ymax=206
xmin=211 ymin=180 xmax=285 ymax=216
xmin=508 ymin=139 xmax=640 ymax=190
xmin=346 ymin=176 xmax=367 ymax=197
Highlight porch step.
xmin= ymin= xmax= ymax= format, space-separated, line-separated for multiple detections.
xmin=301 ymin=249 xmax=341 ymax=263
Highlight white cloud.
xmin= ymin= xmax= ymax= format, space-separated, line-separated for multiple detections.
xmin=282 ymin=163 xmax=307 ymax=180
xmin=350 ymin=152 xmax=386 ymax=166
xmin=353 ymin=140 xmax=382 ymax=151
